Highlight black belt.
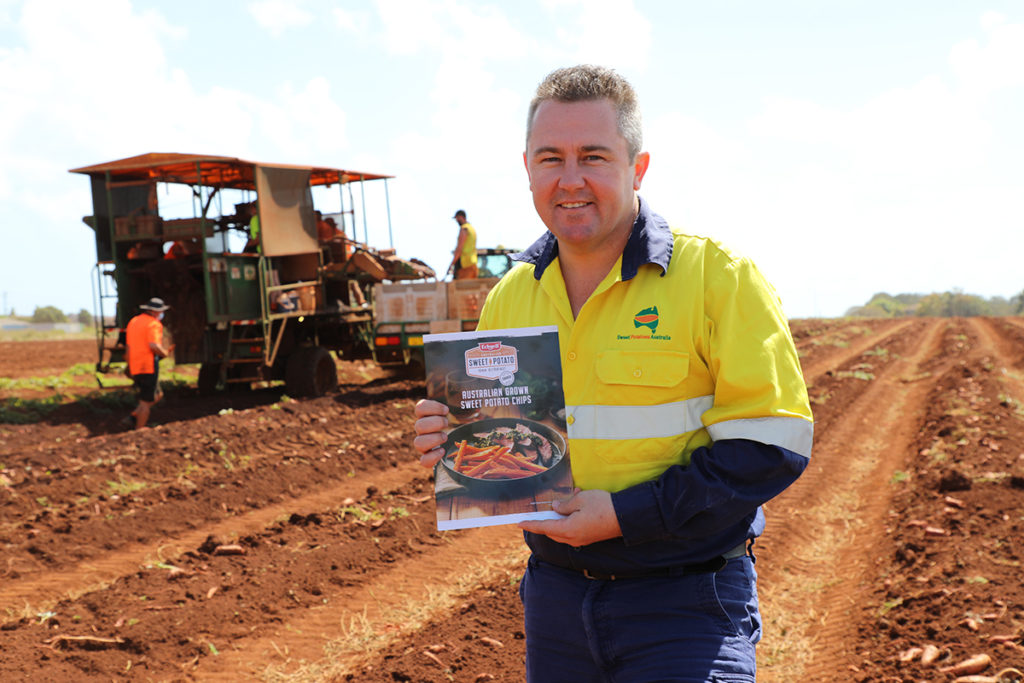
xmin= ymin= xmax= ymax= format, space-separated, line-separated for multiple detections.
xmin=541 ymin=542 xmax=749 ymax=581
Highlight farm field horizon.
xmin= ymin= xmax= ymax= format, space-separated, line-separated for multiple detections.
xmin=2 ymin=317 xmax=1023 ymax=682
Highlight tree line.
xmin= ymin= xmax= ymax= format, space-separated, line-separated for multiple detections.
xmin=5 ymin=306 xmax=95 ymax=325
xmin=845 ymin=290 xmax=1024 ymax=318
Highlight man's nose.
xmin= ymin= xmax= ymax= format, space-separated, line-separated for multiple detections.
xmin=557 ymin=160 xmax=585 ymax=191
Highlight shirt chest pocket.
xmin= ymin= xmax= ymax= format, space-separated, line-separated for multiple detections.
xmin=594 ymin=349 xmax=689 ymax=390
xmin=579 ymin=349 xmax=699 ymax=466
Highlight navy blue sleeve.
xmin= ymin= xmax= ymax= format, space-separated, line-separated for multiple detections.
xmin=609 ymin=438 xmax=809 ymax=546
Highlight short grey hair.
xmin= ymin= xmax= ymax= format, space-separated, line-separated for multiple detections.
xmin=526 ymin=65 xmax=643 ymax=161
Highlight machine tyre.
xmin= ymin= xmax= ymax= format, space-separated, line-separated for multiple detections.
xmin=197 ymin=362 xmax=222 ymax=396
xmin=285 ymin=346 xmax=338 ymax=397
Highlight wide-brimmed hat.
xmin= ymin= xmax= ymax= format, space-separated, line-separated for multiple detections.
xmin=139 ymin=297 xmax=170 ymax=312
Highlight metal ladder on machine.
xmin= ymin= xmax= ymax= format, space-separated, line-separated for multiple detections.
xmin=253 ymin=254 xmax=294 ymax=382
xmin=91 ymin=261 xmax=122 ymax=371
xmin=217 ymin=319 xmax=266 ymax=390
xmin=214 ymin=254 xmax=291 ymax=391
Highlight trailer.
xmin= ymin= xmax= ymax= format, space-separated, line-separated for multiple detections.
xmin=370 ymin=247 xmax=517 ymax=373
xmin=72 ymin=152 xmax=433 ymax=396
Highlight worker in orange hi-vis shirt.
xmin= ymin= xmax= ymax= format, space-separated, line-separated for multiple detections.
xmin=124 ymin=297 xmax=173 ymax=430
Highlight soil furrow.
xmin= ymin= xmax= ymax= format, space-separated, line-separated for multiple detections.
xmin=757 ymin=318 xmax=949 ymax=681
xmin=0 ymin=461 xmax=427 ymax=620
xmin=0 ymin=395 xmax=417 ymax=576
xmin=842 ymin=318 xmax=1024 ymax=681
xmin=194 ymin=526 xmax=528 ymax=681
xmin=799 ymin=319 xmax=915 ymax=381
xmin=0 ymin=473 xmax=444 ymax=681
xmin=4 ymin=321 xmax=1024 ymax=682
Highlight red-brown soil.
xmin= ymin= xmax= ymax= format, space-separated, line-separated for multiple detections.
xmin=1 ymin=319 xmax=1023 ymax=682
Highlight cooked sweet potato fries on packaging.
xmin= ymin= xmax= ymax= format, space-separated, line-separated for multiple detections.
xmin=450 ymin=440 xmax=549 ymax=479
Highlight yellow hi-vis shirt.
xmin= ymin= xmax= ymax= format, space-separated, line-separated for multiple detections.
xmin=477 ymin=217 xmax=812 ymax=494
xmin=457 ymin=222 xmax=477 ymax=268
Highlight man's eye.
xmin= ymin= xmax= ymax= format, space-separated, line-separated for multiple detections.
xmin=583 ymin=154 xmax=605 ymax=162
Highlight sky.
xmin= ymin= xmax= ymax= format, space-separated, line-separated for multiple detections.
xmin=1 ymin=0 xmax=1021 ymax=320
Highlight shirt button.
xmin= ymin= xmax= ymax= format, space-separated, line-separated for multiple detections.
xmin=567 ymin=415 xmax=575 ymax=425
xmin=567 ymin=351 xmax=577 ymax=361
xmin=633 ymin=368 xmax=642 ymax=378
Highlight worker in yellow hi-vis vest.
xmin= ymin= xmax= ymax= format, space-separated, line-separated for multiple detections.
xmin=447 ymin=209 xmax=477 ymax=279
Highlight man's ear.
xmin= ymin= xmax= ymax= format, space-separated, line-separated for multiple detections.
xmin=523 ymin=151 xmax=532 ymax=190
xmin=632 ymin=152 xmax=651 ymax=191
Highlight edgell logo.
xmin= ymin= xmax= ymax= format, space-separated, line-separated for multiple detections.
xmin=618 ymin=306 xmax=672 ymax=341
xmin=465 ymin=342 xmax=519 ymax=380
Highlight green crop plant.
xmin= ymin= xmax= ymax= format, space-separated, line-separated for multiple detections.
xmin=0 ymin=395 xmax=64 ymax=423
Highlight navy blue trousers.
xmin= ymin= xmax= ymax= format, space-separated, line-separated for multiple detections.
xmin=520 ymin=554 xmax=760 ymax=683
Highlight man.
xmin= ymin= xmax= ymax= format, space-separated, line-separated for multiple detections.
xmin=447 ymin=209 xmax=478 ymax=279
xmin=414 ymin=65 xmax=813 ymax=682
xmin=315 ymin=210 xmax=341 ymax=243
xmin=125 ymin=297 xmax=173 ymax=430
xmin=243 ymin=202 xmax=260 ymax=253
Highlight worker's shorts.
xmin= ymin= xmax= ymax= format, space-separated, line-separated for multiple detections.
xmin=455 ymin=265 xmax=478 ymax=280
xmin=520 ymin=553 xmax=760 ymax=683
xmin=132 ymin=373 xmax=160 ymax=403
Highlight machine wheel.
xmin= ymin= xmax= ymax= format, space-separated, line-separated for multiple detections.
xmin=197 ymin=362 xmax=222 ymax=396
xmin=400 ymin=353 xmax=425 ymax=380
xmin=284 ymin=346 xmax=338 ymax=397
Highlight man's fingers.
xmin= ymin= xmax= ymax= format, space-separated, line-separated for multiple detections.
xmin=415 ymin=398 xmax=449 ymax=418
xmin=412 ymin=400 xmax=449 ymax=467
xmin=551 ymin=498 xmax=573 ymax=515
xmin=418 ymin=446 xmax=446 ymax=468
xmin=413 ymin=431 xmax=447 ymax=455
xmin=519 ymin=519 xmax=574 ymax=546
xmin=414 ymin=414 xmax=449 ymax=436
xmin=519 ymin=518 xmax=566 ymax=536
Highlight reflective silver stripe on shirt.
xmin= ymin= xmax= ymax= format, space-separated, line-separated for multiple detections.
xmin=567 ymin=395 xmax=714 ymax=440
xmin=707 ymin=416 xmax=813 ymax=458
xmin=566 ymin=399 xmax=813 ymax=458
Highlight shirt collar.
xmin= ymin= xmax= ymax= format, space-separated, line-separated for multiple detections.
xmin=513 ymin=196 xmax=673 ymax=280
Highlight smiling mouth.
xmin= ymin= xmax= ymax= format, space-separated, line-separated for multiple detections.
xmin=558 ymin=201 xmax=590 ymax=209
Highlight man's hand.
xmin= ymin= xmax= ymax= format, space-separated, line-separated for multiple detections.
xmin=413 ymin=399 xmax=450 ymax=467
xmin=519 ymin=488 xmax=623 ymax=547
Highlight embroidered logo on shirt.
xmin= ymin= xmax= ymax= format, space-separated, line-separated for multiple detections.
xmin=632 ymin=306 xmax=659 ymax=334
xmin=618 ymin=306 xmax=672 ymax=341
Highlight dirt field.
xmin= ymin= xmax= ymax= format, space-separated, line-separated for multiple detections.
xmin=2 ymin=318 xmax=1023 ymax=682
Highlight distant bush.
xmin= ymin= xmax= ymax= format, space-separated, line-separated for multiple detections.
xmin=845 ymin=289 xmax=1023 ymax=318
xmin=1012 ymin=289 xmax=1024 ymax=315
xmin=76 ymin=309 xmax=94 ymax=325
xmin=31 ymin=306 xmax=68 ymax=323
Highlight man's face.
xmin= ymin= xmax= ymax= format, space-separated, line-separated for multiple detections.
xmin=524 ymin=98 xmax=649 ymax=254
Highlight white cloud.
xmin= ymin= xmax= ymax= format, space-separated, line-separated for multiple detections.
xmin=748 ymin=75 xmax=989 ymax=185
xmin=256 ymin=76 xmax=349 ymax=162
xmin=949 ymin=12 xmax=1024 ymax=95
xmin=0 ymin=0 xmax=358 ymax=315
xmin=0 ymin=0 xmax=353 ymax=166
xmin=639 ymin=12 xmax=1024 ymax=317
xmin=333 ymin=7 xmax=370 ymax=33
xmin=547 ymin=0 xmax=652 ymax=72
xmin=374 ymin=0 xmax=446 ymax=55
xmin=373 ymin=0 xmax=530 ymax=60
xmin=248 ymin=0 xmax=314 ymax=37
